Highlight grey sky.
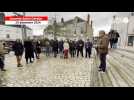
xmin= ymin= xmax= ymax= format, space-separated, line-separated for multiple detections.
xmin=5 ymin=12 xmax=130 ymax=35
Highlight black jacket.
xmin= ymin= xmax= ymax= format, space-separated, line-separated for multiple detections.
xmin=53 ymin=40 xmax=58 ymax=51
xmin=77 ymin=40 xmax=84 ymax=49
xmin=13 ymin=42 xmax=24 ymax=56
xmin=24 ymin=40 xmax=34 ymax=58
xmin=58 ymin=40 xmax=64 ymax=51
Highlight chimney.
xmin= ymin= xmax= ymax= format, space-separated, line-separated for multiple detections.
xmin=87 ymin=14 xmax=90 ymax=24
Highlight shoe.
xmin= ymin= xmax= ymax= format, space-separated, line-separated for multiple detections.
xmin=30 ymin=61 xmax=33 ymax=63
xmin=102 ymin=70 xmax=106 ymax=72
xmin=98 ymin=69 xmax=103 ymax=71
xmin=1 ymin=69 xmax=6 ymax=71
xmin=100 ymin=71 xmax=105 ymax=74
xmin=17 ymin=64 xmax=23 ymax=67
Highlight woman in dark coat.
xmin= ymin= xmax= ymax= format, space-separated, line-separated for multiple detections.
xmin=24 ymin=39 xmax=34 ymax=64
xmin=13 ymin=39 xmax=24 ymax=67
xmin=52 ymin=38 xmax=58 ymax=58
xmin=58 ymin=39 xmax=64 ymax=58
xmin=36 ymin=40 xmax=41 ymax=59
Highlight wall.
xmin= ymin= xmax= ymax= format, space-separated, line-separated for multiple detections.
xmin=128 ymin=16 xmax=134 ymax=35
xmin=111 ymin=17 xmax=128 ymax=47
xmin=0 ymin=25 xmax=22 ymax=41
xmin=0 ymin=25 xmax=33 ymax=41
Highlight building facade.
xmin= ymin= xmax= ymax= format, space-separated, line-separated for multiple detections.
xmin=111 ymin=16 xmax=128 ymax=47
xmin=44 ymin=14 xmax=93 ymax=41
xmin=0 ymin=25 xmax=33 ymax=41
xmin=127 ymin=14 xmax=134 ymax=46
xmin=111 ymin=13 xmax=134 ymax=47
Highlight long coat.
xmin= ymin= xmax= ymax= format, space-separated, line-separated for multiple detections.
xmin=13 ymin=42 xmax=24 ymax=56
xmin=98 ymin=35 xmax=109 ymax=54
xmin=24 ymin=40 xmax=34 ymax=58
xmin=58 ymin=40 xmax=64 ymax=51
xmin=52 ymin=40 xmax=58 ymax=52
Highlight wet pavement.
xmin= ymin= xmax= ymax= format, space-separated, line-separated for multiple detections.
xmin=1 ymin=47 xmax=134 ymax=87
xmin=0 ymin=52 xmax=93 ymax=87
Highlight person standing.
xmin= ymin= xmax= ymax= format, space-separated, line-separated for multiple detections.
xmin=77 ymin=39 xmax=84 ymax=58
xmin=58 ymin=39 xmax=64 ymax=58
xmin=85 ymin=39 xmax=93 ymax=58
xmin=113 ymin=30 xmax=120 ymax=49
xmin=36 ymin=40 xmax=41 ymax=59
xmin=98 ymin=30 xmax=109 ymax=72
xmin=50 ymin=39 xmax=54 ymax=55
xmin=45 ymin=40 xmax=50 ymax=57
xmin=108 ymin=30 xmax=114 ymax=48
xmin=69 ymin=40 xmax=73 ymax=57
xmin=63 ymin=40 xmax=69 ymax=59
xmin=32 ymin=40 xmax=38 ymax=59
xmin=13 ymin=39 xmax=24 ymax=67
xmin=53 ymin=38 xmax=58 ymax=58
xmin=69 ymin=40 xmax=75 ymax=58
xmin=24 ymin=38 xmax=34 ymax=64
xmin=0 ymin=41 xmax=6 ymax=71
xmin=73 ymin=39 xmax=77 ymax=56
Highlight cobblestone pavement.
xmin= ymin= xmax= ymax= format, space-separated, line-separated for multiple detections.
xmin=0 ymin=52 xmax=93 ymax=87
xmin=1 ymin=47 xmax=134 ymax=87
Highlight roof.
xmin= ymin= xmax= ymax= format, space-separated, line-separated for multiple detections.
xmin=64 ymin=16 xmax=86 ymax=25
xmin=44 ymin=16 xmax=86 ymax=32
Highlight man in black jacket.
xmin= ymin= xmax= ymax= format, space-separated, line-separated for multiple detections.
xmin=53 ymin=37 xmax=58 ymax=58
xmin=85 ymin=39 xmax=92 ymax=58
xmin=77 ymin=39 xmax=84 ymax=58
xmin=13 ymin=39 xmax=24 ymax=67
xmin=24 ymin=38 xmax=34 ymax=64
xmin=58 ymin=39 xmax=64 ymax=58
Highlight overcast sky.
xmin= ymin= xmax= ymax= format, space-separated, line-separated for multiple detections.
xmin=5 ymin=12 xmax=130 ymax=36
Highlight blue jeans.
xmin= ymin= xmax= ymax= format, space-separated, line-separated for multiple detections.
xmin=46 ymin=47 xmax=50 ymax=56
xmin=113 ymin=43 xmax=117 ymax=48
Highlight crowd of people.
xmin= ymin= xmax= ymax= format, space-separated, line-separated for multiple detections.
xmin=0 ymin=29 xmax=120 ymax=73
xmin=0 ymin=37 xmax=93 ymax=71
